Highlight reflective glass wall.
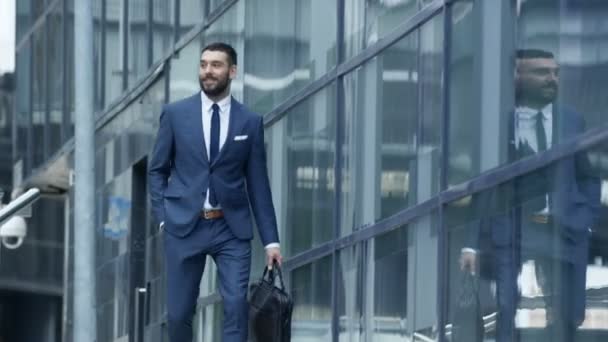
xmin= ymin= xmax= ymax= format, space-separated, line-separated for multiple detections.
xmin=14 ymin=0 xmax=608 ymax=342
xmin=445 ymin=1 xmax=608 ymax=341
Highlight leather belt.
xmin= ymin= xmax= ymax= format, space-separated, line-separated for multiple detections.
xmin=200 ymin=209 xmax=224 ymax=220
xmin=530 ymin=213 xmax=552 ymax=225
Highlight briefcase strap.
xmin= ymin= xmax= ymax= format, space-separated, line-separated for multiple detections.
xmin=262 ymin=261 xmax=286 ymax=291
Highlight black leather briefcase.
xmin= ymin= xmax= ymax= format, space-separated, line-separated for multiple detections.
xmin=248 ymin=263 xmax=293 ymax=342
xmin=452 ymin=271 xmax=484 ymax=342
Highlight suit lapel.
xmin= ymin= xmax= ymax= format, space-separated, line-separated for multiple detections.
xmin=192 ymin=93 xmax=210 ymax=164
xmin=211 ymin=97 xmax=240 ymax=167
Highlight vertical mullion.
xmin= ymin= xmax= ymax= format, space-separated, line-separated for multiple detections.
xmin=332 ymin=0 xmax=345 ymax=341
xmin=174 ymin=0 xmax=180 ymax=44
xmin=101 ymin=0 xmax=107 ymax=108
xmin=61 ymin=0 xmax=68 ymax=143
xmin=27 ymin=38 xmax=33 ymax=175
xmin=44 ymin=17 xmax=50 ymax=160
xmin=147 ymin=0 xmax=153 ymax=68
xmin=122 ymin=0 xmax=129 ymax=90
xmin=437 ymin=4 xmax=452 ymax=342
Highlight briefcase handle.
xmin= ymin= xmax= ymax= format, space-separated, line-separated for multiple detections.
xmin=262 ymin=260 xmax=286 ymax=291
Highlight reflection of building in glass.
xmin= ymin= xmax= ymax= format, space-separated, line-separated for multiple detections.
xmin=7 ymin=0 xmax=608 ymax=341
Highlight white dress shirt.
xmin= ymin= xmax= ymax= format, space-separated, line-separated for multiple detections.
xmin=514 ymin=103 xmax=553 ymax=153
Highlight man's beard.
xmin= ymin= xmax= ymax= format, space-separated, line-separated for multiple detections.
xmin=199 ymin=75 xmax=230 ymax=97
xmin=517 ymin=83 xmax=558 ymax=106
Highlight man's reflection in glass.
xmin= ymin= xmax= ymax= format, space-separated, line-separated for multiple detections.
xmin=460 ymin=49 xmax=601 ymax=342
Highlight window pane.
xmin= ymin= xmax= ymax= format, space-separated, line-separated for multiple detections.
xmin=337 ymin=244 xmax=364 ymax=341
xmin=106 ymin=0 xmax=126 ymax=106
xmin=32 ymin=23 xmax=46 ymax=170
xmin=291 ymin=256 xmax=333 ymax=341
xmin=16 ymin=0 xmax=32 ymax=44
xmin=15 ymin=41 xmax=31 ymax=171
xmin=48 ymin=5 xmax=63 ymax=155
xmin=169 ymin=32 xmax=201 ymax=102
xmin=343 ymin=0 xmax=420 ymax=60
xmin=448 ymin=0 xmax=608 ymax=186
xmin=178 ymin=0 xmax=204 ymax=38
xmin=266 ymin=85 xmax=336 ymax=257
xmin=153 ymin=0 xmax=175 ymax=63
xmin=341 ymin=15 xmax=443 ymax=236
xmin=129 ymin=0 xmax=149 ymax=85
xmin=244 ymin=0 xmax=337 ymax=114
xmin=447 ymin=140 xmax=608 ymax=341
xmin=371 ymin=215 xmax=438 ymax=341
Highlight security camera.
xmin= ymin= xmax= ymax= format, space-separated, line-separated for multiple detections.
xmin=0 ymin=215 xmax=27 ymax=249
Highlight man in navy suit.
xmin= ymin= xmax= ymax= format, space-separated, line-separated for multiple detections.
xmin=460 ymin=49 xmax=601 ymax=341
xmin=148 ymin=42 xmax=282 ymax=342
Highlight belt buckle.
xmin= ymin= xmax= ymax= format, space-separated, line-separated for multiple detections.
xmin=531 ymin=214 xmax=550 ymax=224
xmin=203 ymin=210 xmax=213 ymax=219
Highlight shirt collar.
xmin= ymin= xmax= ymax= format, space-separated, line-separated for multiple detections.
xmin=201 ymin=91 xmax=231 ymax=114
xmin=516 ymin=103 xmax=552 ymax=120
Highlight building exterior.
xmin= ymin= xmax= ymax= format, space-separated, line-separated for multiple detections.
xmin=9 ymin=0 xmax=608 ymax=341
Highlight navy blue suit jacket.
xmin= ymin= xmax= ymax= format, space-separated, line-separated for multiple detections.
xmin=469 ymin=106 xmax=601 ymax=259
xmin=148 ymin=93 xmax=279 ymax=246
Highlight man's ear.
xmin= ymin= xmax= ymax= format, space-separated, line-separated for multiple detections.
xmin=229 ymin=64 xmax=237 ymax=80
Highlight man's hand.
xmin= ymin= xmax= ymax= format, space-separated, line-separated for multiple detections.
xmin=266 ymin=247 xmax=283 ymax=270
xmin=459 ymin=250 xmax=477 ymax=273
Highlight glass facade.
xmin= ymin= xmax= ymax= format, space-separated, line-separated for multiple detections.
xmin=10 ymin=0 xmax=608 ymax=341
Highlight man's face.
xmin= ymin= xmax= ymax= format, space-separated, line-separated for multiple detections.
xmin=515 ymin=57 xmax=559 ymax=105
xmin=199 ymin=50 xmax=236 ymax=97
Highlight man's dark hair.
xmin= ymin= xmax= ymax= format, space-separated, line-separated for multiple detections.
xmin=516 ymin=49 xmax=554 ymax=60
xmin=202 ymin=42 xmax=238 ymax=65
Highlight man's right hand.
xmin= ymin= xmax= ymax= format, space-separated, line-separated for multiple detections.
xmin=459 ymin=250 xmax=477 ymax=273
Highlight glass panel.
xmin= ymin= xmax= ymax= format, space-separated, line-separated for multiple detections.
xmin=169 ymin=32 xmax=201 ymax=102
xmin=15 ymin=41 xmax=31 ymax=172
xmin=243 ymin=0 xmax=337 ymax=114
xmin=266 ymin=85 xmax=336 ymax=257
xmin=341 ymin=15 xmax=443 ymax=236
xmin=106 ymin=0 xmax=126 ymax=106
xmin=370 ymin=215 xmax=438 ymax=341
xmin=31 ymin=22 xmax=46 ymax=169
xmin=178 ymin=0 xmax=204 ymax=38
xmin=291 ymin=256 xmax=333 ymax=341
xmin=447 ymin=139 xmax=608 ymax=342
xmin=16 ymin=0 xmax=32 ymax=43
xmin=48 ymin=5 xmax=63 ymax=156
xmin=208 ymin=0 xmax=224 ymax=14
xmin=32 ymin=0 xmax=46 ymax=21
xmin=343 ymin=0 xmax=420 ymax=60
xmin=337 ymin=244 xmax=364 ymax=341
xmin=129 ymin=0 xmax=149 ymax=85
xmin=448 ymin=0 xmax=608 ymax=186
xmin=152 ymin=0 xmax=175 ymax=63
xmin=95 ymin=169 xmax=132 ymax=340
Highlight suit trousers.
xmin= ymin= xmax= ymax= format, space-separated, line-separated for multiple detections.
xmin=163 ymin=217 xmax=251 ymax=342
xmin=493 ymin=222 xmax=586 ymax=342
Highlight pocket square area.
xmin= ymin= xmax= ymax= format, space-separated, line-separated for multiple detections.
xmin=234 ymin=135 xmax=249 ymax=141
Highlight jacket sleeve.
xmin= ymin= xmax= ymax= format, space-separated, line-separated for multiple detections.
xmin=245 ymin=116 xmax=280 ymax=246
xmin=148 ymin=106 xmax=174 ymax=225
